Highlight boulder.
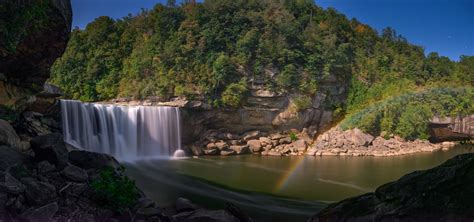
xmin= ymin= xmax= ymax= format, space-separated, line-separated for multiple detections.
xmin=61 ymin=165 xmax=88 ymax=182
xmin=0 ymin=145 xmax=32 ymax=171
xmin=230 ymin=145 xmax=251 ymax=155
xmin=37 ymin=161 xmax=56 ymax=174
xmin=246 ymin=140 xmax=262 ymax=152
xmin=214 ymin=141 xmax=228 ymax=150
xmin=241 ymin=130 xmax=261 ymax=141
xmin=220 ymin=150 xmax=236 ymax=156
xmin=279 ymin=137 xmax=292 ymax=144
xmin=309 ymin=153 xmax=474 ymax=221
xmin=0 ymin=120 xmax=29 ymax=151
xmin=20 ymin=202 xmax=59 ymax=222
xmin=204 ymin=148 xmax=220 ymax=155
xmin=30 ymin=133 xmax=68 ymax=166
xmin=0 ymin=172 xmax=25 ymax=194
xmin=68 ymin=150 xmax=121 ymax=170
xmin=344 ymin=128 xmax=374 ymax=146
xmin=291 ymin=139 xmax=308 ymax=152
xmin=23 ymin=179 xmax=57 ymax=205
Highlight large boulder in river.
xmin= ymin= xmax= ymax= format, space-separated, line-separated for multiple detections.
xmin=308 ymin=153 xmax=474 ymax=221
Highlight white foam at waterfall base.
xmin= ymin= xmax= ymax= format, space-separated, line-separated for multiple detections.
xmin=60 ymin=100 xmax=182 ymax=161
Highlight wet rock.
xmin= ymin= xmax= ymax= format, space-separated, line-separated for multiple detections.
xmin=247 ymin=140 xmax=262 ymax=152
xmin=220 ymin=150 xmax=236 ymax=156
xmin=0 ymin=172 xmax=25 ymax=194
xmin=20 ymin=202 xmax=58 ymax=222
xmin=189 ymin=145 xmax=204 ymax=156
xmin=68 ymin=150 xmax=121 ymax=170
xmin=267 ymin=151 xmax=283 ymax=156
xmin=230 ymin=145 xmax=251 ymax=155
xmin=30 ymin=133 xmax=68 ymax=166
xmin=61 ymin=165 xmax=88 ymax=182
xmin=23 ymin=178 xmax=57 ymax=205
xmin=204 ymin=148 xmax=219 ymax=155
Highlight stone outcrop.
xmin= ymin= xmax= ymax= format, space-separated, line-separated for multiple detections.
xmin=308 ymin=153 xmax=474 ymax=221
xmin=306 ymin=127 xmax=445 ymax=157
xmin=0 ymin=0 xmax=72 ymax=95
xmin=429 ymin=114 xmax=474 ymax=142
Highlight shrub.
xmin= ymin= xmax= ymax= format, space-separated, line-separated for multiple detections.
xmin=91 ymin=166 xmax=139 ymax=213
xmin=341 ymin=87 xmax=473 ymax=140
xmin=221 ymin=80 xmax=248 ymax=108
xmin=289 ymin=132 xmax=298 ymax=141
xmin=293 ymin=95 xmax=312 ymax=111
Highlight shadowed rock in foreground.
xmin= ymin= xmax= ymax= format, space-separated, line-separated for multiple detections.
xmin=309 ymin=153 xmax=474 ymax=222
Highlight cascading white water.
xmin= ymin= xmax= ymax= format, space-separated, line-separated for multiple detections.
xmin=60 ymin=100 xmax=182 ymax=160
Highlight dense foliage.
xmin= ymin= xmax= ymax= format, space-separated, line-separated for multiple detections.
xmin=341 ymin=88 xmax=474 ymax=140
xmin=51 ymin=0 xmax=472 ymax=103
xmin=50 ymin=0 xmax=473 ymax=139
xmin=91 ymin=166 xmax=139 ymax=213
xmin=0 ymin=0 xmax=53 ymax=55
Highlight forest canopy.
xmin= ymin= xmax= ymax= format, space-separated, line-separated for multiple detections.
xmin=50 ymin=0 xmax=473 ymax=140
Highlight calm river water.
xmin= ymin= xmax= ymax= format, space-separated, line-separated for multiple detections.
xmin=124 ymin=146 xmax=473 ymax=222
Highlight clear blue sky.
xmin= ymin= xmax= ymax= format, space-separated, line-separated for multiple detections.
xmin=71 ymin=0 xmax=473 ymax=61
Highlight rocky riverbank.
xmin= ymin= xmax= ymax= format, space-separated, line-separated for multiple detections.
xmin=182 ymin=126 xmax=462 ymax=157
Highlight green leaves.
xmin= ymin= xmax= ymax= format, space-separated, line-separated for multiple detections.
xmin=341 ymin=88 xmax=473 ymax=140
xmin=91 ymin=166 xmax=138 ymax=213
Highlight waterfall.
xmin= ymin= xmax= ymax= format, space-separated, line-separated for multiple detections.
xmin=60 ymin=100 xmax=182 ymax=160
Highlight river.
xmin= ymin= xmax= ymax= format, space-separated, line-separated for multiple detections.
xmin=124 ymin=145 xmax=473 ymax=222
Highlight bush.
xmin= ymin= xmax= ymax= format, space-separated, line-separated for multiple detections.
xmin=91 ymin=166 xmax=139 ymax=213
xmin=221 ymin=80 xmax=248 ymax=108
xmin=341 ymin=87 xmax=473 ymax=140
xmin=293 ymin=95 xmax=312 ymax=111
xmin=289 ymin=132 xmax=298 ymax=141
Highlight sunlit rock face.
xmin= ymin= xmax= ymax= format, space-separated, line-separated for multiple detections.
xmin=61 ymin=100 xmax=182 ymax=160
xmin=308 ymin=153 xmax=474 ymax=222
xmin=180 ymin=73 xmax=348 ymax=145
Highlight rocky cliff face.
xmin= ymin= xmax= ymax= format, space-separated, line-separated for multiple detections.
xmin=0 ymin=0 xmax=71 ymax=137
xmin=0 ymin=0 xmax=72 ymax=110
xmin=430 ymin=115 xmax=474 ymax=142
xmin=308 ymin=153 xmax=474 ymax=221
xmin=179 ymin=74 xmax=347 ymax=145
